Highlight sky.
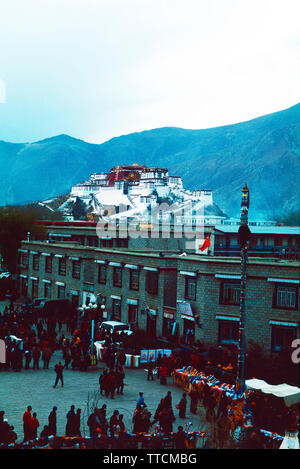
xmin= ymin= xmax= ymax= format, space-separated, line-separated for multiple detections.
xmin=0 ymin=0 xmax=299 ymax=144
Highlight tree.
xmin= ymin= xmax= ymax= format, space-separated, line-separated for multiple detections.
xmin=0 ymin=205 xmax=47 ymax=274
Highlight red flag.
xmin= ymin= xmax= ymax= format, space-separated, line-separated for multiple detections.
xmin=200 ymin=236 xmax=211 ymax=251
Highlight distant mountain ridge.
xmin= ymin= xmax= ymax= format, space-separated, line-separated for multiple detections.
xmin=0 ymin=103 xmax=299 ymax=218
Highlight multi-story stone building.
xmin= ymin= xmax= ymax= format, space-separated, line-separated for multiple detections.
xmin=17 ymin=239 xmax=299 ymax=356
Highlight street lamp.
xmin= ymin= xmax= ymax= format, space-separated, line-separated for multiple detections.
xmin=237 ymin=184 xmax=251 ymax=393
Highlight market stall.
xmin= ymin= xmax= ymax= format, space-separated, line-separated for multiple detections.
xmin=94 ymin=341 xmax=140 ymax=368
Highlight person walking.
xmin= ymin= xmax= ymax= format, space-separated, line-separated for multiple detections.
xmin=99 ymin=369 xmax=108 ymax=396
xmin=136 ymin=392 xmax=145 ymax=407
xmin=48 ymin=406 xmax=57 ymax=436
xmin=109 ymin=410 xmax=119 ymax=438
xmin=29 ymin=412 xmax=40 ymax=440
xmin=32 ymin=345 xmax=41 ymax=370
xmin=115 ymin=365 xmax=125 ymax=394
xmin=159 ymin=363 xmax=168 ymax=385
xmin=147 ymin=359 xmax=155 ymax=381
xmin=177 ymin=393 xmax=187 ymax=419
xmin=24 ymin=348 xmax=32 ymax=369
xmin=65 ymin=405 xmax=76 ymax=437
xmin=23 ymin=406 xmax=32 ymax=442
xmin=43 ymin=345 xmax=52 ymax=369
xmin=87 ymin=408 xmax=100 ymax=438
xmin=53 ymin=362 xmax=64 ymax=388
xmin=73 ymin=408 xmax=82 ymax=436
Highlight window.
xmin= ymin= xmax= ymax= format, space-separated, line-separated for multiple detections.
xmin=218 ymin=320 xmax=239 ymax=345
xmin=83 ymin=282 xmax=94 ymax=293
xmin=32 ymin=279 xmax=39 ymax=299
xmin=72 ymin=260 xmax=81 ymax=279
xmin=274 ymin=286 xmax=297 ymax=309
xmin=20 ymin=277 xmax=28 ymax=296
xmin=57 ymin=285 xmax=65 ymax=299
xmin=97 ymin=264 xmax=107 ymax=284
xmin=146 ymin=271 xmax=158 ymax=295
xmin=45 ymin=256 xmax=52 ymax=273
xmin=58 ymin=257 xmax=66 ymax=276
xmin=130 ymin=270 xmax=139 ymax=291
xmin=128 ymin=304 xmax=138 ymax=324
xmin=220 ymin=282 xmax=240 ymax=305
xmin=33 ymin=255 xmax=39 ymax=271
xmin=44 ymin=282 xmax=51 ymax=298
xmin=112 ymin=299 xmax=121 ymax=321
xmin=22 ymin=253 xmax=29 ymax=268
xmin=185 ymin=277 xmax=196 ymax=300
xmin=271 ymin=326 xmax=297 ymax=352
xmin=113 ymin=267 xmax=122 ymax=287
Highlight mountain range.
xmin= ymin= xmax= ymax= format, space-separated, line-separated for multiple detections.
xmin=0 ymin=103 xmax=299 ymax=218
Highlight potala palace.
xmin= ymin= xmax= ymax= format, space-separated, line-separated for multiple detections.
xmin=57 ymin=163 xmax=226 ymax=225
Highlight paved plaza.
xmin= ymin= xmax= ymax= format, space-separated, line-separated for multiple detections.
xmin=0 ymin=348 xmax=209 ymax=443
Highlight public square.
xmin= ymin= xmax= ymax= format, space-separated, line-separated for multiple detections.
xmin=0 ymin=345 xmax=208 ymax=444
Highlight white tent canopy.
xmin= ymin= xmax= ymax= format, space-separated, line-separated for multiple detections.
xmin=246 ymin=378 xmax=300 ymax=407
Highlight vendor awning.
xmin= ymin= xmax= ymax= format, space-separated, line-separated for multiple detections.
xmin=94 ymin=260 xmax=106 ymax=264
xmin=55 ymin=281 xmax=65 ymax=286
xmin=70 ymin=290 xmax=79 ymax=296
xmin=41 ymin=252 xmax=51 ymax=257
xmin=42 ymin=279 xmax=51 ymax=283
xmin=54 ymin=254 xmax=64 ymax=258
xmin=144 ymin=267 xmax=158 ymax=272
xmin=245 ymin=379 xmax=300 ymax=407
xmin=18 ymin=249 xmax=28 ymax=253
xmin=109 ymin=262 xmax=122 ymax=267
xmin=69 ymin=257 xmax=80 ymax=261
xmin=177 ymin=301 xmax=194 ymax=319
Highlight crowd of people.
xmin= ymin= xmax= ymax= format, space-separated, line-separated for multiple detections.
xmin=0 ymin=386 xmax=207 ymax=450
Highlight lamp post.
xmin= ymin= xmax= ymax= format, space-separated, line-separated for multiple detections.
xmin=236 ymin=184 xmax=251 ymax=393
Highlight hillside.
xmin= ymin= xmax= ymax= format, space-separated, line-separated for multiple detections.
xmin=0 ymin=104 xmax=299 ymax=218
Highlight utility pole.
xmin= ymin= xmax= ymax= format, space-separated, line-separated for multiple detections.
xmin=236 ymin=184 xmax=251 ymax=392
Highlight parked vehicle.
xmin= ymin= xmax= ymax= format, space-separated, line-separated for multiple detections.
xmin=98 ymin=321 xmax=132 ymax=337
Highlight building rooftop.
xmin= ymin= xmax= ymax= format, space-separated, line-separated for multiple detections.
xmin=214 ymin=225 xmax=300 ymax=235
xmin=20 ymin=240 xmax=300 ymax=267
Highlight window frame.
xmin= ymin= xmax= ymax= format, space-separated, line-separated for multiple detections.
xmin=113 ymin=267 xmax=122 ymax=288
xmin=219 ymin=281 xmax=241 ymax=306
xmin=184 ymin=276 xmax=197 ymax=301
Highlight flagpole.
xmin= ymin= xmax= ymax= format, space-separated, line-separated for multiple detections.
xmin=236 ymin=184 xmax=250 ymax=393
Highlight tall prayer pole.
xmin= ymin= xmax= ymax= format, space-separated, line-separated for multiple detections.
xmin=237 ymin=184 xmax=250 ymax=392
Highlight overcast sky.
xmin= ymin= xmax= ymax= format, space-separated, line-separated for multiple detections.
xmin=0 ymin=0 xmax=299 ymax=143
